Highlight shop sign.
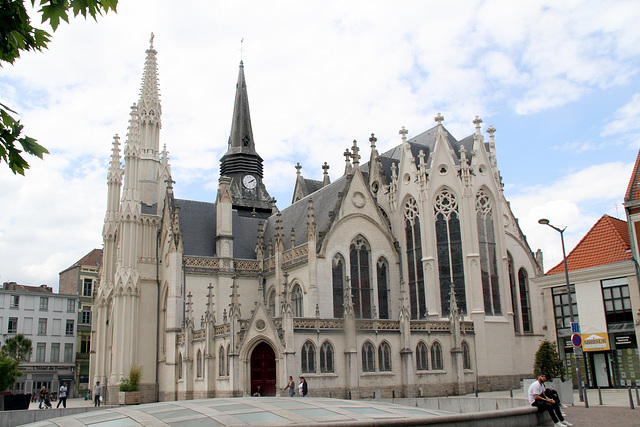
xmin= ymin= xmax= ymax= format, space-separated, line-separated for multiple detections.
xmin=582 ymin=333 xmax=610 ymax=351
xmin=614 ymin=334 xmax=637 ymax=349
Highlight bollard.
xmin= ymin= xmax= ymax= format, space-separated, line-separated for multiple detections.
xmin=329 ymin=392 xmax=332 ymax=399
xmin=510 ymin=388 xmax=513 ymax=398
xmin=598 ymin=387 xmax=603 ymax=406
xmin=392 ymin=390 xmax=395 ymax=399
xmin=475 ymin=389 xmax=478 ymax=398
xmin=629 ymin=388 xmax=635 ymax=410
xmin=349 ymin=391 xmax=352 ymax=400
xmin=635 ymin=386 xmax=640 ymax=406
xmin=584 ymin=387 xmax=589 ymax=408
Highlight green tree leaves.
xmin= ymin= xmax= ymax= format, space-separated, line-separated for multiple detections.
xmin=0 ymin=334 xmax=32 ymax=392
xmin=0 ymin=0 xmax=118 ymax=175
xmin=533 ymin=340 xmax=566 ymax=381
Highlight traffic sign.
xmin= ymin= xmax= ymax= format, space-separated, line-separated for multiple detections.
xmin=571 ymin=322 xmax=580 ymax=334
xmin=573 ymin=346 xmax=583 ymax=358
xmin=571 ymin=333 xmax=582 ymax=347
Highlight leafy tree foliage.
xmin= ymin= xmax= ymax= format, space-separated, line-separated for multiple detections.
xmin=0 ymin=0 xmax=118 ymax=175
xmin=1 ymin=334 xmax=32 ymax=391
xmin=533 ymin=339 xmax=565 ymax=381
xmin=119 ymin=365 xmax=142 ymax=392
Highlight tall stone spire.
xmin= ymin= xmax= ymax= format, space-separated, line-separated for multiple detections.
xmin=138 ymin=33 xmax=162 ymax=144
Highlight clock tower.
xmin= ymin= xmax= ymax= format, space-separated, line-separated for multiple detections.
xmin=220 ymin=61 xmax=273 ymax=217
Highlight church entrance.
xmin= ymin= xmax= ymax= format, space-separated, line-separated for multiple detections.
xmin=250 ymin=341 xmax=276 ymax=396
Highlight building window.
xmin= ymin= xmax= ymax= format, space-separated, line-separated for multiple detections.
xmin=362 ymin=341 xmax=375 ymax=372
xmin=38 ymin=318 xmax=47 ymax=335
xmin=268 ymin=290 xmax=276 ymax=317
xmin=462 ymin=341 xmax=471 ymax=370
xmin=301 ymin=341 xmax=316 ymax=373
xmin=416 ymin=342 xmax=428 ymax=371
xmin=196 ymin=350 xmax=203 ymax=378
xmin=435 ymin=190 xmax=466 ymax=316
xmin=64 ymin=343 xmax=73 ymax=363
xmin=320 ymin=341 xmax=334 ymax=373
xmin=378 ymin=341 xmax=392 ymax=372
xmin=65 ymin=319 xmax=75 ymax=336
xmin=332 ymin=253 xmax=346 ymax=318
xmin=602 ymin=278 xmax=633 ymax=323
xmin=81 ymin=307 xmax=92 ymax=324
xmin=552 ymin=285 xmax=578 ymax=330
xmin=80 ymin=335 xmax=91 ymax=354
xmin=67 ymin=299 xmax=76 ymax=312
xmin=83 ymin=278 xmax=93 ymax=297
xmin=431 ymin=341 xmax=443 ymax=370
xmin=36 ymin=343 xmax=46 ymax=362
xmin=226 ymin=344 xmax=230 ymax=377
xmin=350 ymin=235 xmax=372 ymax=319
xmin=507 ymin=252 xmax=520 ymax=332
xmin=518 ymin=268 xmax=533 ymax=332
xmin=405 ymin=197 xmax=425 ymax=319
xmin=178 ymin=353 xmax=183 ymax=380
xmin=476 ymin=189 xmax=501 ymax=315
xmin=218 ymin=346 xmax=226 ymax=376
xmin=10 ymin=295 xmax=19 ymax=308
xmin=291 ymin=284 xmax=303 ymax=317
xmin=39 ymin=297 xmax=49 ymax=311
xmin=8 ymin=317 xmax=18 ymax=334
xmin=377 ymin=257 xmax=390 ymax=319
xmin=51 ymin=343 xmax=60 ymax=363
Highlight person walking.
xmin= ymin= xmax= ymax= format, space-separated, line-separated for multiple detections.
xmin=283 ymin=376 xmax=296 ymax=397
xmin=56 ymin=383 xmax=68 ymax=408
xmin=38 ymin=386 xmax=47 ymax=409
xmin=94 ymin=381 xmax=103 ymax=407
xmin=298 ymin=376 xmax=308 ymax=397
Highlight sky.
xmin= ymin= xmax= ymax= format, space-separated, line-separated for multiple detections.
xmin=1 ymin=0 xmax=639 ymax=291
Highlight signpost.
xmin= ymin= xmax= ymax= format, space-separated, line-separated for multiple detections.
xmin=571 ymin=322 xmax=580 ymax=334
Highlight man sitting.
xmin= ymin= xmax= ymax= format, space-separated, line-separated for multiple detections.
xmin=528 ymin=373 xmax=572 ymax=426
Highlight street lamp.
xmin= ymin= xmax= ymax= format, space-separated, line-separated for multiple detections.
xmin=538 ymin=218 xmax=584 ymax=402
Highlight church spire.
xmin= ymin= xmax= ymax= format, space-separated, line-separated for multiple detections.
xmin=138 ymin=33 xmax=161 ymax=130
xmin=226 ymin=61 xmax=258 ymax=157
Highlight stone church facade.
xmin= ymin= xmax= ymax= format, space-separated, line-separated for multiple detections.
xmin=91 ymin=39 xmax=545 ymax=404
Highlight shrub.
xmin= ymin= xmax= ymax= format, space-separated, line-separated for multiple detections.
xmin=119 ymin=366 xmax=142 ymax=392
xmin=533 ymin=340 xmax=565 ymax=381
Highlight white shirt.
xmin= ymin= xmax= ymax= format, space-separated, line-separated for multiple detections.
xmin=59 ymin=385 xmax=67 ymax=398
xmin=528 ymin=380 xmax=546 ymax=404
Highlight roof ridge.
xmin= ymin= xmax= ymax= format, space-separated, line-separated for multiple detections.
xmin=601 ymin=214 xmax=629 ymax=249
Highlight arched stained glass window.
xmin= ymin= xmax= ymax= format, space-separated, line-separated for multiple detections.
xmin=476 ymin=189 xmax=500 ymax=315
xmin=350 ymin=235 xmax=372 ymax=319
xmin=378 ymin=341 xmax=392 ymax=372
xmin=431 ymin=341 xmax=443 ymax=370
xmin=405 ymin=197 xmax=425 ymax=319
xmin=332 ymin=254 xmax=345 ymax=318
xmin=416 ymin=341 xmax=428 ymax=371
xmin=362 ymin=341 xmax=375 ymax=372
xmin=320 ymin=341 xmax=334 ymax=373
xmin=434 ymin=190 xmax=466 ymax=316
xmin=518 ymin=268 xmax=533 ymax=333
xmin=377 ymin=257 xmax=390 ymax=319
xmin=301 ymin=341 xmax=316 ymax=373
xmin=292 ymin=284 xmax=303 ymax=317
xmin=507 ymin=252 xmax=520 ymax=333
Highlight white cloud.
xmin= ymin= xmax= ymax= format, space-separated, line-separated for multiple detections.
xmin=601 ymin=93 xmax=640 ymax=136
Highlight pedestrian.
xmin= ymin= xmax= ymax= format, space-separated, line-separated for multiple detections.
xmin=56 ymin=382 xmax=68 ymax=408
xmin=528 ymin=373 xmax=572 ymax=426
xmin=94 ymin=381 xmax=103 ymax=407
xmin=298 ymin=376 xmax=308 ymax=397
xmin=253 ymin=384 xmax=263 ymax=396
xmin=283 ymin=376 xmax=296 ymax=397
xmin=38 ymin=386 xmax=47 ymax=409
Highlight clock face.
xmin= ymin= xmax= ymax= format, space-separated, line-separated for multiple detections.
xmin=242 ymin=174 xmax=257 ymax=189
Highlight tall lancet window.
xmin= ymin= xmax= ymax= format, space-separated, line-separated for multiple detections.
xmin=476 ymin=189 xmax=501 ymax=315
xmin=332 ymin=253 xmax=345 ymax=318
xmin=350 ymin=235 xmax=372 ymax=319
xmin=518 ymin=268 xmax=533 ymax=333
xmin=291 ymin=284 xmax=303 ymax=317
xmin=405 ymin=197 xmax=425 ymax=319
xmin=377 ymin=257 xmax=390 ymax=319
xmin=434 ymin=190 xmax=466 ymax=316
xmin=507 ymin=252 xmax=520 ymax=333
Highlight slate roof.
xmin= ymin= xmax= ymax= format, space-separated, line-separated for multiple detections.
xmin=546 ymin=215 xmax=632 ymax=275
xmin=176 ymin=199 xmax=262 ymax=260
xmin=624 ymin=148 xmax=640 ymax=202
xmin=2 ymin=282 xmax=53 ymax=293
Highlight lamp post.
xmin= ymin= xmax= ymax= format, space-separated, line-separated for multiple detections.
xmin=538 ymin=218 xmax=584 ymax=402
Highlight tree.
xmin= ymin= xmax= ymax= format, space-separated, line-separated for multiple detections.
xmin=1 ymin=334 xmax=33 ymax=392
xmin=0 ymin=0 xmax=118 ymax=175
xmin=533 ymin=340 xmax=565 ymax=381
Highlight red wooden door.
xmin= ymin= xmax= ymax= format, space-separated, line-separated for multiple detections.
xmin=250 ymin=342 xmax=276 ymax=396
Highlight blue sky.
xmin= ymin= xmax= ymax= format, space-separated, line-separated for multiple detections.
xmin=0 ymin=0 xmax=638 ymax=289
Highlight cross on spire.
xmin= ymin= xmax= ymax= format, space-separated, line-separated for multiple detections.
xmin=351 ymin=140 xmax=360 ymax=165
xmin=399 ymin=126 xmax=408 ymax=144
xmin=369 ymin=133 xmax=377 ymax=148
xmin=343 ymin=149 xmax=352 ymax=162
xmin=149 ymin=33 xmax=154 ymax=48
xmin=322 ymin=162 xmax=330 ymax=175
xmin=239 ymin=37 xmax=245 ymax=62
xmin=295 ymin=162 xmax=302 ymax=175
xmin=473 ymin=115 xmax=483 ymax=134
xmin=434 ymin=113 xmax=445 ymax=125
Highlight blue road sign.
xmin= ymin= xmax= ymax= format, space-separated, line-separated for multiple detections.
xmin=571 ymin=333 xmax=582 ymax=347
xmin=571 ymin=322 xmax=580 ymax=334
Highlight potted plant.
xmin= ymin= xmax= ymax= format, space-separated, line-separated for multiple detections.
xmin=119 ymin=366 xmax=142 ymax=405
xmin=0 ymin=334 xmax=33 ymax=411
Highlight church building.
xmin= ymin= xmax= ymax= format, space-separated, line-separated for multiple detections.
xmin=91 ymin=39 xmax=545 ymax=403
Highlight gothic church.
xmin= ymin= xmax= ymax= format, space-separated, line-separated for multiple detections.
xmin=91 ymin=39 xmax=545 ymax=403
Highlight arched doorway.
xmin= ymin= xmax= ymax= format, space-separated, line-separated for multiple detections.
xmin=250 ymin=341 xmax=276 ymax=396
